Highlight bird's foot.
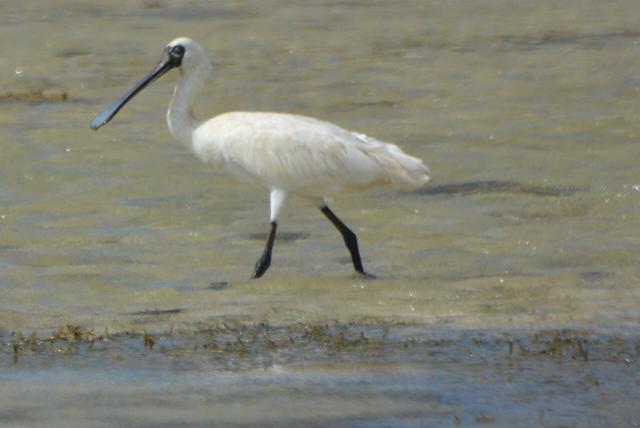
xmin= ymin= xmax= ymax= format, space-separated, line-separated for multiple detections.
xmin=251 ymin=255 xmax=271 ymax=279
xmin=356 ymin=271 xmax=377 ymax=280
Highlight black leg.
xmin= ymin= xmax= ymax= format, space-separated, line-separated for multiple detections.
xmin=251 ymin=222 xmax=277 ymax=279
xmin=321 ymin=206 xmax=373 ymax=277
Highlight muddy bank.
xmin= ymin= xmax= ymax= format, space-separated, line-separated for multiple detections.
xmin=4 ymin=321 xmax=639 ymax=369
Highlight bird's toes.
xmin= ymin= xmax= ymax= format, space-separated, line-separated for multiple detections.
xmin=356 ymin=271 xmax=377 ymax=280
xmin=251 ymin=257 xmax=271 ymax=279
xmin=250 ymin=267 xmax=264 ymax=280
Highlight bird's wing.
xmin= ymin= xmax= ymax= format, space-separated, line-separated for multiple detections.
xmin=211 ymin=113 xmax=387 ymax=194
xmin=197 ymin=112 xmax=428 ymax=195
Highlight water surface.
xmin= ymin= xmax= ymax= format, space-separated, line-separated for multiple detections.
xmin=1 ymin=1 xmax=639 ymax=426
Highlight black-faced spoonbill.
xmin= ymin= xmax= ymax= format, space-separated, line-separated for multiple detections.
xmin=91 ymin=37 xmax=430 ymax=279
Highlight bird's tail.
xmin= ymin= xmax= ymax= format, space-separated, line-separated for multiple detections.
xmin=354 ymin=133 xmax=431 ymax=190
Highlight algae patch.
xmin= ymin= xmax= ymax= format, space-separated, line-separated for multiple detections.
xmin=0 ymin=89 xmax=69 ymax=103
xmin=4 ymin=322 xmax=638 ymax=370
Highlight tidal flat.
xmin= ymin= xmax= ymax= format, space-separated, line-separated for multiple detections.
xmin=2 ymin=0 xmax=640 ymax=426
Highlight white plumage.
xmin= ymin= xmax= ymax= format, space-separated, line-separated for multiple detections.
xmin=91 ymin=37 xmax=430 ymax=279
xmin=194 ymin=112 xmax=429 ymax=195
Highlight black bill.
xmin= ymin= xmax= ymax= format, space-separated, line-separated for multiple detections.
xmin=90 ymin=45 xmax=184 ymax=131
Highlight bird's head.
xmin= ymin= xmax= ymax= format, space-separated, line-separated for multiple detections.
xmin=90 ymin=37 xmax=210 ymax=131
xmin=164 ymin=37 xmax=211 ymax=74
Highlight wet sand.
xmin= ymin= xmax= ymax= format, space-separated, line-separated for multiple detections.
xmin=2 ymin=0 xmax=640 ymax=426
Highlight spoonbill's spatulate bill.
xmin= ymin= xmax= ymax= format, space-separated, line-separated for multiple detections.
xmin=91 ymin=37 xmax=430 ymax=279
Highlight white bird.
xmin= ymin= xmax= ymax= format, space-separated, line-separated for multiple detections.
xmin=91 ymin=37 xmax=430 ymax=279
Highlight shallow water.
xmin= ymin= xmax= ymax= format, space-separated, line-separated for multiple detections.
xmin=2 ymin=325 xmax=639 ymax=427
xmin=1 ymin=0 xmax=640 ymax=426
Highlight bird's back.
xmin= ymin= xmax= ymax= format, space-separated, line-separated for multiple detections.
xmin=193 ymin=112 xmax=430 ymax=197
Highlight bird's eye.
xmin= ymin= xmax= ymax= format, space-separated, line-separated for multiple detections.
xmin=171 ymin=45 xmax=185 ymax=57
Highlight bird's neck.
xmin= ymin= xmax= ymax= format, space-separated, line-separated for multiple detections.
xmin=167 ymin=64 xmax=210 ymax=148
